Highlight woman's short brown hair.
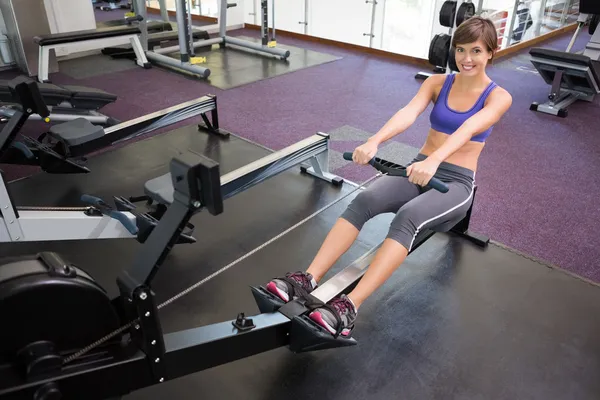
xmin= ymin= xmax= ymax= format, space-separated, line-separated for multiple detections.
xmin=452 ymin=16 xmax=498 ymax=60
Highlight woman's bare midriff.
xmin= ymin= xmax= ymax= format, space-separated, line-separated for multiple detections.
xmin=418 ymin=128 xmax=484 ymax=172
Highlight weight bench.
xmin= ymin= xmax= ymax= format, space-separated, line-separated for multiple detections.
xmin=34 ymin=25 xmax=151 ymax=83
xmin=0 ymin=79 xmax=117 ymax=125
xmin=529 ymin=48 xmax=600 ymax=117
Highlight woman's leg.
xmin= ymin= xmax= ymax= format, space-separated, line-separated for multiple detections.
xmin=309 ymin=177 xmax=475 ymax=336
xmin=305 ymin=218 xmax=359 ymax=282
xmin=346 ymin=238 xmax=408 ymax=308
xmin=266 ymin=175 xmax=421 ymax=303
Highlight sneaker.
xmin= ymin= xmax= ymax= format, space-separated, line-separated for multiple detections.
xmin=309 ymin=294 xmax=357 ymax=337
xmin=266 ymin=271 xmax=318 ymax=303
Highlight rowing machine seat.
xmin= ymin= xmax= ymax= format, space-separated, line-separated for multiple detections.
xmin=46 ymin=118 xmax=105 ymax=147
xmin=144 ymin=173 xmax=173 ymax=205
xmin=34 ymin=26 xmax=141 ymax=46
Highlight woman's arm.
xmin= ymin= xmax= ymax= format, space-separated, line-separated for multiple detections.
xmin=367 ymin=74 xmax=444 ymax=145
xmin=428 ymin=87 xmax=513 ymax=163
xmin=407 ymin=87 xmax=512 ymax=187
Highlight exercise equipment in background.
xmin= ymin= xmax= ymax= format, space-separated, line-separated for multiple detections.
xmin=510 ymin=1 xmax=533 ymax=44
xmin=134 ymin=0 xmax=290 ymax=79
xmin=529 ymin=0 xmax=600 ymax=118
xmin=416 ymin=0 xmax=478 ymax=80
xmin=1 ymin=82 xmax=230 ymax=174
xmin=0 ymin=77 xmax=196 ymax=243
xmin=0 ymin=79 xmax=118 ymax=126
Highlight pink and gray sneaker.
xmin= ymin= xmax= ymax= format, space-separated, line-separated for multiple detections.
xmin=266 ymin=271 xmax=318 ymax=303
xmin=309 ymin=294 xmax=357 ymax=337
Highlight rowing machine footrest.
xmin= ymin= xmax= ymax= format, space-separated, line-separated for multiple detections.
xmin=19 ymin=136 xmax=90 ymax=174
xmin=289 ymin=315 xmax=357 ymax=353
xmin=46 ymin=118 xmax=105 ymax=147
xmin=250 ymin=285 xmax=286 ymax=314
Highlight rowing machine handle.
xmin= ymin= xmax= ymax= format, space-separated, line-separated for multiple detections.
xmin=81 ymin=194 xmax=139 ymax=235
xmin=342 ymin=152 xmax=449 ymax=193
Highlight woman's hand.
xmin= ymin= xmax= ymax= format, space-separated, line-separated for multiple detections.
xmin=353 ymin=140 xmax=379 ymax=165
xmin=406 ymin=157 xmax=441 ymax=186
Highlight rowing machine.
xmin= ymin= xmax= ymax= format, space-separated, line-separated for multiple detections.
xmin=0 ymin=77 xmax=192 ymax=244
xmin=1 ymin=82 xmax=230 ymax=174
xmin=251 ymin=151 xmax=488 ymax=348
xmin=0 ymin=147 xmax=486 ymax=399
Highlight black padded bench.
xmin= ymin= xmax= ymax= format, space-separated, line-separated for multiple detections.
xmin=529 ymin=48 xmax=600 ymax=117
xmin=530 ymin=48 xmax=600 ymax=95
xmin=0 ymin=79 xmax=116 ymax=110
xmin=34 ymin=25 xmax=150 ymax=83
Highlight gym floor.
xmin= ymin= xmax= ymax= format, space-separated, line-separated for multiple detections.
xmin=2 ymin=124 xmax=600 ymax=399
xmin=1 ymin=9 xmax=600 ymax=400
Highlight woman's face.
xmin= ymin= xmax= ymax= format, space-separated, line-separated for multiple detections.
xmin=454 ymin=39 xmax=492 ymax=75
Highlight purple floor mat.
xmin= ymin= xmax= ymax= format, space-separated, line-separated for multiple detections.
xmin=1 ymin=27 xmax=599 ymax=283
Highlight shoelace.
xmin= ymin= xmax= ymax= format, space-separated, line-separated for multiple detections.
xmin=288 ymin=272 xmax=312 ymax=289
xmin=330 ymin=297 xmax=353 ymax=316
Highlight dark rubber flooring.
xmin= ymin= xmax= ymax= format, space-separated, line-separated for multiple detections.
xmin=2 ymin=125 xmax=600 ymax=400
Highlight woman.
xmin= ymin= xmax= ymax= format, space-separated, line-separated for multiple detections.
xmin=264 ymin=16 xmax=512 ymax=337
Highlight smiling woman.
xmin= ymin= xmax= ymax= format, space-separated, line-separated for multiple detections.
xmin=260 ymin=15 xmax=513 ymax=337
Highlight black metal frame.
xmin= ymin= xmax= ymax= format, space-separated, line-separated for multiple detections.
xmin=0 ymin=158 xmax=487 ymax=400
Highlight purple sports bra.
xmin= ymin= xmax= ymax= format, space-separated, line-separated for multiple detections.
xmin=429 ymin=74 xmax=498 ymax=143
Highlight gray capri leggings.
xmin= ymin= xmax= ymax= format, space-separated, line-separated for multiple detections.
xmin=341 ymin=154 xmax=476 ymax=252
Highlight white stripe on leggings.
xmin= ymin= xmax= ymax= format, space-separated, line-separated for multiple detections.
xmin=407 ymin=180 xmax=475 ymax=252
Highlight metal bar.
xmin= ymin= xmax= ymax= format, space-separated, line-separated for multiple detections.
xmin=223 ymin=35 xmax=290 ymax=59
xmin=566 ymin=22 xmax=583 ymax=52
xmin=261 ymin=0 xmax=268 ymax=45
xmin=153 ymin=37 xmax=223 ymax=55
xmin=64 ymin=96 xmax=216 ymax=157
xmin=158 ymin=0 xmax=170 ymax=21
xmin=0 ymin=173 xmax=22 ymax=242
xmin=368 ymin=0 xmax=377 ymax=48
xmin=220 ymin=0 xmax=227 ymax=37
xmin=143 ymin=133 xmax=333 ymax=204
xmin=176 ymin=0 xmax=190 ymax=62
xmin=103 ymin=96 xmax=214 ymax=135
xmin=163 ymin=312 xmax=291 ymax=378
xmin=219 ymin=133 xmax=328 ymax=197
xmin=136 ymin=0 xmax=149 ymax=51
xmin=506 ymin=0 xmax=520 ymax=46
xmin=535 ymin=0 xmax=548 ymax=37
xmin=271 ymin=0 xmax=276 ymax=41
xmin=145 ymin=51 xmax=211 ymax=77
xmin=0 ymin=210 xmax=138 ymax=243
xmin=187 ymin=0 xmax=195 ymax=56
xmin=303 ymin=0 xmax=308 ymax=34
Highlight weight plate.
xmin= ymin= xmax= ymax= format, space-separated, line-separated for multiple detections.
xmin=456 ymin=2 xmax=476 ymax=26
xmin=440 ymin=1 xmax=457 ymax=28
xmin=428 ymin=33 xmax=452 ymax=68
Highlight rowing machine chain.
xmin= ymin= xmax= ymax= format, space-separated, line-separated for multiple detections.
xmin=62 ymin=172 xmax=386 ymax=365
